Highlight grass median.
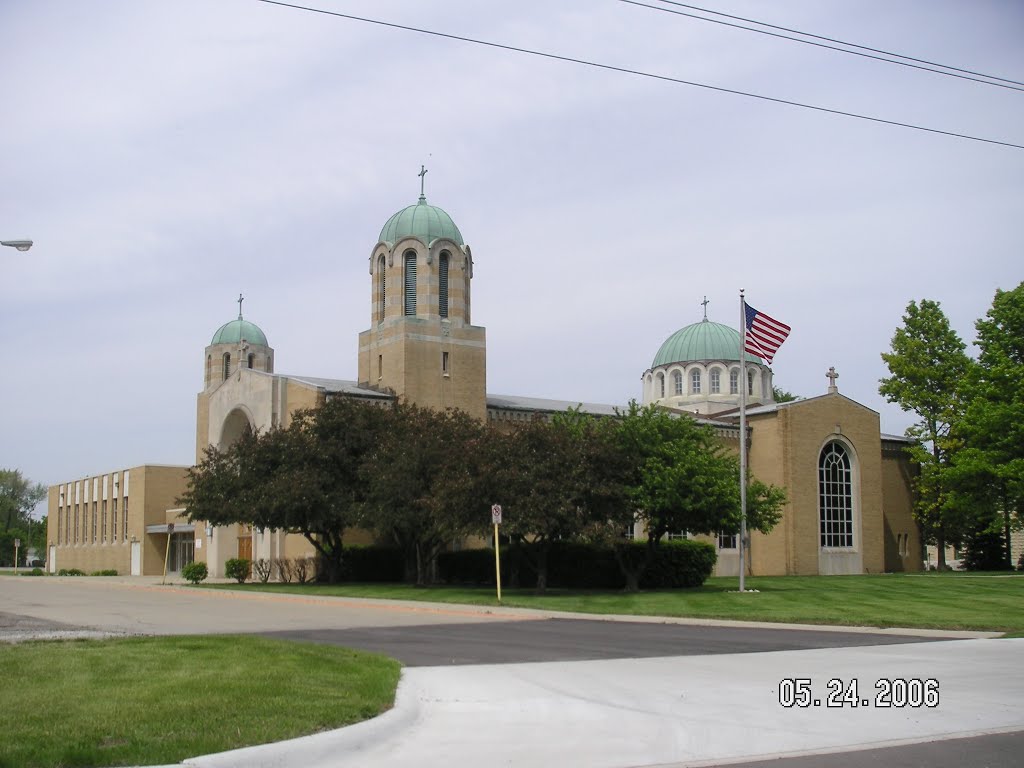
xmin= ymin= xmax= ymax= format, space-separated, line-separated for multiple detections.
xmin=202 ymin=571 xmax=1024 ymax=634
xmin=0 ymin=635 xmax=400 ymax=768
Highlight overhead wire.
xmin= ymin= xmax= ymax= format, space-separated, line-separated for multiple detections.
xmin=619 ymin=0 xmax=1024 ymax=92
xmin=255 ymin=0 xmax=1024 ymax=151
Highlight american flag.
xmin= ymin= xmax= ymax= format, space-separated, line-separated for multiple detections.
xmin=744 ymin=302 xmax=791 ymax=365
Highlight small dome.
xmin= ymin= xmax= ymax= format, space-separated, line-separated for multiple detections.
xmin=211 ymin=318 xmax=268 ymax=347
xmin=652 ymin=319 xmax=761 ymax=368
xmin=379 ymin=195 xmax=464 ymax=247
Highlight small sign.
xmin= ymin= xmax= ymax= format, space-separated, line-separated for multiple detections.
xmin=491 ymin=504 xmax=502 ymax=525
xmin=167 ymin=523 xmax=175 ymax=533
xmin=14 ymin=539 xmax=20 ymax=547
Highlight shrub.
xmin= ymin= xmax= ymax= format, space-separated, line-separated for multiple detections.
xmin=91 ymin=569 xmax=118 ymax=576
xmin=339 ymin=546 xmax=405 ymax=582
xmin=57 ymin=568 xmax=86 ymax=576
xmin=274 ymin=558 xmax=295 ymax=583
xmin=253 ymin=558 xmax=272 ymax=583
xmin=438 ymin=539 xmax=717 ymax=590
xmin=23 ymin=567 xmax=45 ymax=576
xmin=182 ymin=561 xmax=208 ymax=584
xmin=294 ymin=556 xmax=317 ymax=584
xmin=225 ymin=558 xmax=251 ymax=584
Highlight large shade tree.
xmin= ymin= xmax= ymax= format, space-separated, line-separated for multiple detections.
xmin=486 ymin=409 xmax=626 ymax=592
xmin=362 ymin=403 xmax=491 ymax=585
xmin=181 ymin=396 xmax=391 ymax=582
xmin=949 ymin=283 xmax=1024 ymax=568
xmin=0 ymin=469 xmax=47 ymax=566
xmin=879 ymin=298 xmax=971 ymax=569
xmin=607 ymin=402 xmax=784 ymax=590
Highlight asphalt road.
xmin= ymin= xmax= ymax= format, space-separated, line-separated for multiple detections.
xmin=3 ymin=577 xmax=1020 ymax=768
xmin=257 ymin=617 xmax=947 ymax=666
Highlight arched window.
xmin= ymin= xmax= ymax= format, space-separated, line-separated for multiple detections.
xmin=378 ymin=254 xmax=386 ymax=322
xmin=403 ymin=250 xmax=417 ymax=316
xmin=819 ymin=442 xmax=854 ymax=548
xmin=657 ymin=372 xmax=665 ymax=398
xmin=464 ymin=257 xmax=471 ymax=323
xmin=247 ymin=353 xmax=255 ymax=369
xmin=710 ymin=368 xmax=721 ymax=394
xmin=222 ymin=353 xmax=231 ymax=380
xmin=747 ymin=369 xmax=755 ymax=396
xmin=439 ymin=252 xmax=449 ymax=318
xmin=691 ymin=369 xmax=702 ymax=394
xmin=729 ymin=369 xmax=739 ymax=395
xmin=672 ymin=370 xmax=683 ymax=396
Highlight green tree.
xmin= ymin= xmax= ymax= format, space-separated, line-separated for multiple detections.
xmin=488 ymin=410 xmax=625 ymax=592
xmin=950 ymin=283 xmax=1024 ymax=568
xmin=182 ymin=397 xmax=390 ymax=582
xmin=607 ymin=402 xmax=784 ymax=591
xmin=0 ymin=469 xmax=47 ymax=566
xmin=771 ymin=386 xmax=798 ymax=403
xmin=879 ymin=299 xmax=971 ymax=569
xmin=362 ymin=403 xmax=490 ymax=585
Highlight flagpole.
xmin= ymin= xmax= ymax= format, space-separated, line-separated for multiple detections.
xmin=738 ymin=289 xmax=748 ymax=593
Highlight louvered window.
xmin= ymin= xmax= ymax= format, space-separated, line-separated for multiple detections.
xmin=439 ymin=252 xmax=449 ymax=318
xmin=404 ymin=251 xmax=417 ymax=316
xmin=222 ymin=353 xmax=231 ymax=380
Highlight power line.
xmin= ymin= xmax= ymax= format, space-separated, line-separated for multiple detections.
xmin=255 ymin=0 xmax=1024 ymax=151
xmin=621 ymin=0 xmax=1024 ymax=93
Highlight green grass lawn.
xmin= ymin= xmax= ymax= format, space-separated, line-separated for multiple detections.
xmin=0 ymin=635 xmax=400 ymax=768
xmin=203 ymin=571 xmax=1024 ymax=633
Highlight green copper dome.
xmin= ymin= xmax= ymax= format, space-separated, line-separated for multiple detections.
xmin=652 ymin=320 xmax=761 ymax=368
xmin=211 ymin=318 xmax=268 ymax=347
xmin=379 ymin=195 xmax=464 ymax=247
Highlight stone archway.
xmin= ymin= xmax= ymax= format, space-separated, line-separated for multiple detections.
xmin=219 ymin=407 xmax=254 ymax=450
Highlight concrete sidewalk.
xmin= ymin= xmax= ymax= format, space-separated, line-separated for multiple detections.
xmin=180 ymin=638 xmax=1023 ymax=768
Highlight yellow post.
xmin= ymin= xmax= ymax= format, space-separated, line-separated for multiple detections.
xmin=161 ymin=523 xmax=174 ymax=585
xmin=494 ymin=522 xmax=502 ymax=604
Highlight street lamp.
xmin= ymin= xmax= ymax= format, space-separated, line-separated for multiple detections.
xmin=1 ymin=240 xmax=33 ymax=252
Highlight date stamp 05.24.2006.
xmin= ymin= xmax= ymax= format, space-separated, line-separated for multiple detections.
xmin=778 ymin=678 xmax=940 ymax=709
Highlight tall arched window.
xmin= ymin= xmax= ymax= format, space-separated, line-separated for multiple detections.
xmin=439 ymin=252 xmax=449 ymax=318
xmin=729 ymin=369 xmax=739 ymax=395
xmin=222 ymin=353 xmax=231 ymax=380
xmin=672 ymin=370 xmax=683 ymax=396
xmin=710 ymin=368 xmax=721 ymax=394
xmin=819 ymin=442 xmax=853 ymax=548
xmin=403 ymin=250 xmax=417 ymax=316
xmin=747 ymin=369 xmax=755 ymax=396
xmin=464 ymin=257 xmax=471 ymax=323
xmin=247 ymin=353 xmax=255 ymax=369
xmin=378 ymin=254 xmax=386 ymax=322
xmin=657 ymin=372 xmax=665 ymax=398
xmin=691 ymin=369 xmax=702 ymax=394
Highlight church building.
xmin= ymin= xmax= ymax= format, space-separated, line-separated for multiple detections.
xmin=49 ymin=180 xmax=922 ymax=579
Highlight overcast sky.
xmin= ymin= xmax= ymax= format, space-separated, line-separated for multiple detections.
xmin=2 ymin=0 xmax=1021 ymax=506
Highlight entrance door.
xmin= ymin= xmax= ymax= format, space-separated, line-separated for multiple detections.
xmin=130 ymin=540 xmax=141 ymax=576
xmin=237 ymin=533 xmax=252 ymax=561
xmin=168 ymin=533 xmax=195 ymax=573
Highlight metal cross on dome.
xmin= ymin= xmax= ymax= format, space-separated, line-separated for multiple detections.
xmin=418 ymin=165 xmax=428 ymax=197
xmin=701 ymin=295 xmax=710 ymax=320
xmin=237 ymin=293 xmax=244 ymax=320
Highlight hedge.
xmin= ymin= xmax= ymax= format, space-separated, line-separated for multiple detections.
xmin=438 ymin=539 xmax=716 ymax=589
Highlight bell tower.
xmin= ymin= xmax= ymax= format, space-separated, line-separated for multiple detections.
xmin=358 ymin=171 xmax=486 ymax=420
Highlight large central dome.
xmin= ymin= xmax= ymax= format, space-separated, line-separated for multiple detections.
xmin=379 ymin=195 xmax=464 ymax=246
xmin=652 ymin=319 xmax=761 ymax=368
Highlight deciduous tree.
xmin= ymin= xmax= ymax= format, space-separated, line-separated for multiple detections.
xmin=879 ymin=299 xmax=970 ymax=569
